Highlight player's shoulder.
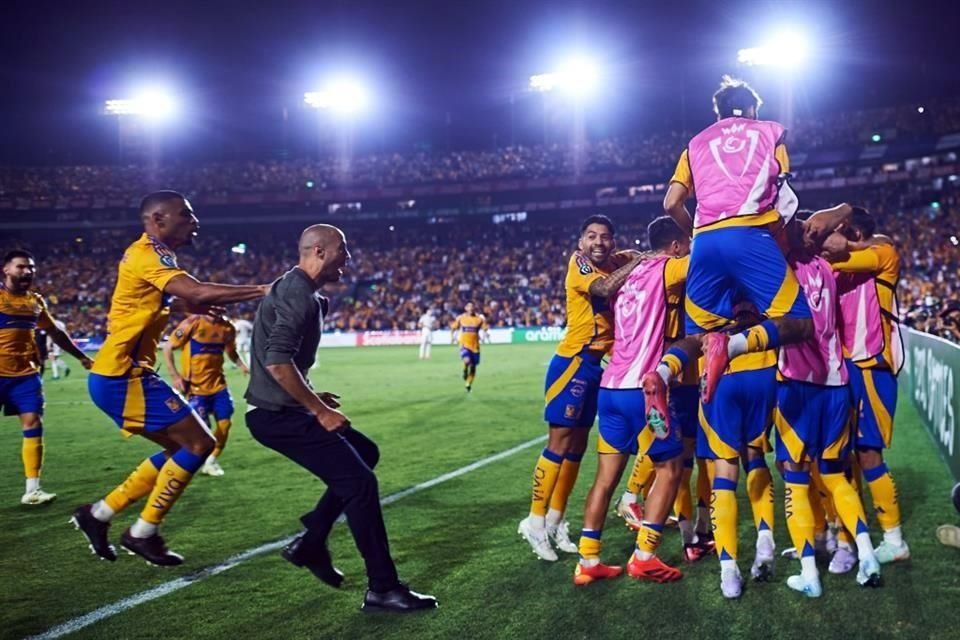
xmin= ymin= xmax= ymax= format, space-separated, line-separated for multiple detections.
xmin=569 ymin=251 xmax=595 ymax=276
xmin=125 ymin=233 xmax=180 ymax=269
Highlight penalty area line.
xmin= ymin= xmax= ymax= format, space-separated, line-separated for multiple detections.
xmin=28 ymin=434 xmax=548 ymax=640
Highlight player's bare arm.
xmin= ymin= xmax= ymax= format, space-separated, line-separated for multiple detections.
xmin=663 ymin=182 xmax=694 ymax=238
xmin=803 ymin=202 xmax=853 ymax=244
xmin=164 ymin=273 xmax=269 ymax=308
xmin=161 ymin=340 xmax=187 ymax=393
xmin=46 ymin=318 xmax=93 ymax=369
xmin=588 ymin=254 xmax=645 ymax=298
xmin=225 ymin=342 xmax=249 ymax=375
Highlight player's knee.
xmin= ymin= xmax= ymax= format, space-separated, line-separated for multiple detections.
xmin=21 ymin=414 xmax=42 ymax=429
xmin=857 ymin=447 xmax=883 ymax=470
xmin=183 ymin=431 xmax=215 ymax=457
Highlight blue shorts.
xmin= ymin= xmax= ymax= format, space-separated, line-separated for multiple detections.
xmin=0 ymin=374 xmax=44 ymax=416
xmin=847 ymin=363 xmax=898 ymax=450
xmin=190 ymin=388 xmax=235 ymax=422
xmin=543 ymin=351 xmax=603 ymax=428
xmin=597 ymin=388 xmax=684 ymax=461
xmin=89 ymin=370 xmax=193 ymax=436
xmin=698 ymin=367 xmax=777 ymax=459
xmin=460 ymin=348 xmax=480 ymax=366
xmin=775 ymin=381 xmax=853 ymax=464
xmin=672 ymin=384 xmax=700 ymax=440
xmin=685 ymin=225 xmax=810 ymax=334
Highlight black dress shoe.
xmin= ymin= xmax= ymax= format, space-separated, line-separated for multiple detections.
xmin=281 ymin=533 xmax=344 ymax=588
xmin=362 ymin=584 xmax=438 ymax=613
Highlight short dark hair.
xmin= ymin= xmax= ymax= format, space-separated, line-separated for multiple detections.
xmin=794 ymin=209 xmax=815 ymax=222
xmin=848 ymin=207 xmax=877 ymax=238
xmin=647 ymin=216 xmax=686 ymax=250
xmin=580 ymin=214 xmax=615 ymax=236
xmin=713 ymin=76 xmax=763 ymax=118
xmin=139 ymin=190 xmax=186 ymax=217
xmin=3 ymin=249 xmax=34 ymax=265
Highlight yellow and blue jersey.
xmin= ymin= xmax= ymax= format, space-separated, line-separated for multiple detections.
xmin=168 ymin=315 xmax=236 ymax=396
xmin=556 ymin=251 xmax=630 ymax=358
xmin=92 ymin=233 xmax=187 ymax=377
xmin=452 ymin=313 xmax=488 ymax=353
xmin=0 ymin=286 xmax=54 ymax=378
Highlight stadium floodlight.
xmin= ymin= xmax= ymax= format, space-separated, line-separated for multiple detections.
xmin=103 ymin=88 xmax=178 ymax=120
xmin=304 ymin=78 xmax=370 ymax=114
xmin=528 ymin=56 xmax=600 ymax=98
xmin=737 ymin=30 xmax=810 ymax=68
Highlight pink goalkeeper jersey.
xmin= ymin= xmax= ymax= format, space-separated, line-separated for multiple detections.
xmin=779 ymin=254 xmax=847 ymax=386
xmin=687 ymin=118 xmax=786 ymax=228
xmin=601 ymin=256 xmax=671 ymax=390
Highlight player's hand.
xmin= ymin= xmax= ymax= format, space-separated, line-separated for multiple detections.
xmin=820 ymin=232 xmax=850 ymax=261
xmin=80 ymin=357 xmax=94 ymax=370
xmin=171 ymin=375 xmax=187 ymax=394
xmin=317 ymin=391 xmax=341 ymax=408
xmin=240 ymin=366 xmax=250 ymax=376
xmin=316 ymin=407 xmax=350 ymax=432
xmin=803 ymin=214 xmax=836 ymax=246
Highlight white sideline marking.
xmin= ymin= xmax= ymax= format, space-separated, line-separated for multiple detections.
xmin=28 ymin=434 xmax=548 ymax=640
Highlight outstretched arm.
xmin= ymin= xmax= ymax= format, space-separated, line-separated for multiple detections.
xmin=588 ymin=254 xmax=644 ymax=298
xmin=165 ymin=274 xmax=269 ymax=308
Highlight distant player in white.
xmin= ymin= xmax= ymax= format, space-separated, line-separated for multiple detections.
xmin=234 ymin=316 xmax=254 ymax=361
xmin=418 ymin=308 xmax=437 ymax=360
xmin=47 ymin=319 xmax=71 ymax=380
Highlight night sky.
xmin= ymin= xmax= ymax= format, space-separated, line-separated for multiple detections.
xmin=1 ymin=0 xmax=958 ymax=164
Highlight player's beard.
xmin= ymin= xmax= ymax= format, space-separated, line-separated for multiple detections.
xmin=15 ymin=275 xmax=33 ymax=291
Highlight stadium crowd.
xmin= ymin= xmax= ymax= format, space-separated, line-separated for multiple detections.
xmin=2 ymin=98 xmax=960 ymax=199
xmin=9 ymin=171 xmax=959 ymax=345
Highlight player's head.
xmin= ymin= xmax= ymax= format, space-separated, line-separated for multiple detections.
xmin=298 ymin=223 xmax=351 ymax=287
xmin=713 ymin=76 xmax=763 ymax=120
xmin=140 ymin=191 xmax=199 ymax=248
xmin=842 ymin=207 xmax=876 ymax=242
xmin=647 ymin=216 xmax=690 ymax=257
xmin=776 ymin=208 xmax=812 ymax=253
xmin=465 ymin=301 xmax=475 ymax=314
xmin=579 ymin=214 xmax=616 ymax=266
xmin=3 ymin=249 xmax=36 ymax=293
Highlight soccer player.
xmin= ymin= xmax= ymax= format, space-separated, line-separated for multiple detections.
xmin=659 ymin=76 xmax=815 ymax=408
xmin=519 ymin=215 xmax=644 ymax=561
xmin=47 ymin=319 xmax=71 ymax=380
xmin=162 ymin=313 xmax=249 ymax=477
xmin=573 ymin=217 xmax=694 ymax=586
xmin=1 ymin=250 xmax=92 ymax=505
xmin=824 ymin=207 xmax=910 ymax=564
xmin=773 ymin=211 xmax=881 ymax=596
xmin=450 ymin=302 xmax=488 ymax=392
xmin=234 ymin=315 xmax=253 ymax=360
xmin=71 ymin=191 xmax=268 ymax=566
xmin=418 ymin=307 xmax=436 ymax=360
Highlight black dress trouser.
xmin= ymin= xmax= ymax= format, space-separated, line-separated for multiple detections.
xmin=246 ymin=407 xmax=400 ymax=592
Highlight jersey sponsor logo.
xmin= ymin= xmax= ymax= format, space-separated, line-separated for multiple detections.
xmin=160 ymin=254 xmax=178 ymax=269
xmin=575 ymin=254 xmax=593 ymax=276
xmin=570 ymin=383 xmax=586 ymax=398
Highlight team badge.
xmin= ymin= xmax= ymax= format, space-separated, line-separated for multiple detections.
xmin=564 ymin=404 xmax=581 ymax=419
xmin=174 ymin=329 xmax=184 ymax=338
xmin=160 ymin=254 xmax=178 ymax=268
xmin=575 ymin=254 xmax=593 ymax=275
xmin=165 ymin=397 xmax=183 ymax=412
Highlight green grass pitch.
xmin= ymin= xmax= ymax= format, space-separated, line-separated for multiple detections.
xmin=2 ymin=343 xmax=959 ymax=639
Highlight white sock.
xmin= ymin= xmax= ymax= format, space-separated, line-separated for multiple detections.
xmin=91 ymin=500 xmax=115 ymax=522
xmin=838 ymin=539 xmax=855 ymax=553
xmin=622 ymin=491 xmax=637 ymax=505
xmin=425 ymin=344 xmax=431 ymax=358
xmin=856 ymin=533 xmax=875 ymax=561
xmin=757 ymin=528 xmax=775 ymax=548
xmin=635 ymin=547 xmax=654 ymax=561
xmin=529 ymin=514 xmax=546 ymax=529
xmin=130 ymin=518 xmax=159 ymax=538
xmin=545 ymin=508 xmax=564 ymax=529
xmin=655 ymin=363 xmax=671 ymax=385
xmin=679 ymin=518 xmax=697 ymax=545
xmin=727 ymin=333 xmax=748 ymax=358
xmin=25 ymin=477 xmax=40 ymax=493
xmin=882 ymin=526 xmax=904 ymax=547
xmin=720 ymin=558 xmax=737 ymax=572
xmin=580 ymin=557 xmax=600 ymax=567
xmin=800 ymin=556 xmax=819 ymax=579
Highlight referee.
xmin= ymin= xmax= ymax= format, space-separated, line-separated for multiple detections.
xmin=244 ymin=224 xmax=437 ymax=613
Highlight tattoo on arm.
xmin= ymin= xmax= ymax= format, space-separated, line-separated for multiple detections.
xmin=588 ymin=255 xmax=644 ymax=298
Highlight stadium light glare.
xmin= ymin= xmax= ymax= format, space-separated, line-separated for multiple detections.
xmin=103 ymin=88 xmax=178 ymax=120
xmin=528 ymin=56 xmax=600 ymax=98
xmin=304 ymin=78 xmax=370 ymax=114
xmin=737 ymin=30 xmax=810 ymax=68
xmin=872 ymin=133 xmax=882 ymax=143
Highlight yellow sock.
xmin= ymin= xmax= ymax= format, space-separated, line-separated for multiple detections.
xmin=712 ymin=478 xmax=739 ymax=561
xmin=104 ymin=452 xmax=168 ymax=513
xmin=21 ymin=427 xmax=44 ymax=480
xmin=212 ymin=418 xmax=232 ymax=458
xmin=674 ymin=463 xmax=694 ymax=522
xmin=627 ymin=453 xmax=656 ymax=497
xmin=821 ymin=472 xmax=871 ymax=540
xmin=529 ymin=448 xmax=564 ymax=521
xmin=864 ymin=463 xmax=902 ymax=531
xmin=139 ymin=450 xmax=204 ymax=525
xmin=784 ymin=471 xmax=816 ymax=559
xmin=636 ymin=522 xmax=664 ymax=558
xmin=548 ymin=453 xmax=583 ymax=516
xmin=745 ymin=460 xmax=774 ymax=534
xmin=578 ymin=528 xmax=603 ymax=560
